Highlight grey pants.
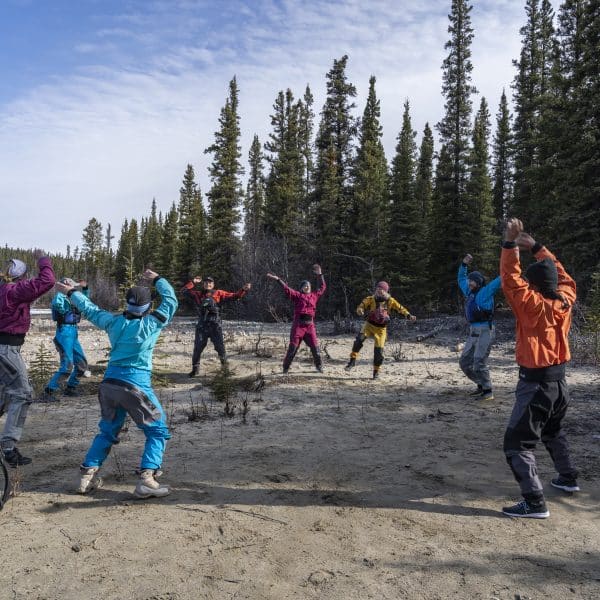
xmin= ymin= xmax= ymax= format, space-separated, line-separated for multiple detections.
xmin=459 ymin=325 xmax=494 ymax=390
xmin=503 ymin=378 xmax=577 ymax=498
xmin=0 ymin=345 xmax=33 ymax=450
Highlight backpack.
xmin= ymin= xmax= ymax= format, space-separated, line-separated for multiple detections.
xmin=367 ymin=302 xmax=390 ymax=326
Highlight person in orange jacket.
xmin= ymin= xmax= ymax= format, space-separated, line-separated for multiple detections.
xmin=500 ymin=218 xmax=579 ymax=519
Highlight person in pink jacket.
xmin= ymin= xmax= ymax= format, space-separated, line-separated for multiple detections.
xmin=0 ymin=254 xmax=55 ymax=467
xmin=266 ymin=265 xmax=326 ymax=374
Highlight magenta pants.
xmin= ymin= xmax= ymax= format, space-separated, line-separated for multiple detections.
xmin=289 ymin=322 xmax=318 ymax=348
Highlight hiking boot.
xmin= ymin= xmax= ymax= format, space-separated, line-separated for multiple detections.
xmin=468 ymin=385 xmax=484 ymax=396
xmin=316 ymin=365 xmax=324 ymax=373
xmin=502 ymin=499 xmax=549 ymax=519
xmin=64 ymin=386 xmax=79 ymax=397
xmin=282 ymin=367 xmax=289 ymax=374
xmin=479 ymin=389 xmax=494 ymax=401
xmin=551 ymin=476 xmax=580 ymax=493
xmin=344 ymin=358 xmax=356 ymax=371
xmin=134 ymin=469 xmax=170 ymax=499
xmin=37 ymin=387 xmax=59 ymax=403
xmin=188 ymin=367 xmax=199 ymax=378
xmin=77 ymin=466 xmax=102 ymax=494
xmin=372 ymin=370 xmax=380 ymax=380
xmin=3 ymin=447 xmax=32 ymax=468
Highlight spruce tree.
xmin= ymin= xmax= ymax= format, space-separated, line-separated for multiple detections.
xmin=244 ymin=134 xmax=266 ymax=281
xmin=413 ymin=123 xmax=435 ymax=305
xmin=82 ymin=217 xmax=104 ymax=274
xmin=160 ymin=202 xmax=179 ymax=283
xmin=465 ymin=97 xmax=496 ymax=274
xmin=313 ymin=55 xmax=357 ymax=313
xmin=205 ymin=77 xmax=244 ymax=283
xmin=492 ymin=90 xmax=513 ymax=223
xmin=177 ymin=164 xmax=206 ymax=282
xmin=511 ymin=0 xmax=556 ymax=234
xmin=263 ymin=89 xmax=304 ymax=244
xmin=431 ymin=0 xmax=477 ymax=305
xmin=351 ymin=76 xmax=389 ymax=295
xmin=387 ymin=100 xmax=419 ymax=299
xmin=139 ymin=199 xmax=163 ymax=271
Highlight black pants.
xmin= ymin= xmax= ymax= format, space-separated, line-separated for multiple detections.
xmin=192 ymin=321 xmax=226 ymax=367
xmin=503 ymin=378 xmax=577 ymax=498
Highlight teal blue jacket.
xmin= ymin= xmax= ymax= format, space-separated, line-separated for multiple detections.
xmin=52 ymin=287 xmax=89 ymax=325
xmin=70 ymin=277 xmax=177 ymax=372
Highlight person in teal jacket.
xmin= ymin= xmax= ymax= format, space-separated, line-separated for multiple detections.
xmin=42 ymin=278 xmax=90 ymax=400
xmin=457 ymin=254 xmax=501 ymax=401
xmin=54 ymin=269 xmax=178 ymax=499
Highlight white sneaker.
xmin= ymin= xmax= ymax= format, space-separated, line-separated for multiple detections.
xmin=77 ymin=466 xmax=102 ymax=494
xmin=83 ymin=370 xmax=92 ymax=378
xmin=134 ymin=469 xmax=170 ymax=498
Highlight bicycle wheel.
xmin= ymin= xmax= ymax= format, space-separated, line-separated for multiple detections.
xmin=0 ymin=454 xmax=9 ymax=510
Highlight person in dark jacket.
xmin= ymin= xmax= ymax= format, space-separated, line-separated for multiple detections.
xmin=181 ymin=276 xmax=251 ymax=377
xmin=457 ymin=254 xmax=501 ymax=401
xmin=266 ymin=264 xmax=326 ymax=373
xmin=0 ymin=255 xmax=55 ymax=467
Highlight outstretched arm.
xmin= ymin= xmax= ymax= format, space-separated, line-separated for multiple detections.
xmin=56 ymin=281 xmax=116 ymax=332
xmin=266 ymin=273 xmax=299 ymax=299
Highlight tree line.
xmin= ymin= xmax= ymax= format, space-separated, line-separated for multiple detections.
xmin=3 ymin=0 xmax=599 ymax=320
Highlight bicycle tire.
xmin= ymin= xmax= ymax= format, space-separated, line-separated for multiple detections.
xmin=0 ymin=454 xmax=9 ymax=510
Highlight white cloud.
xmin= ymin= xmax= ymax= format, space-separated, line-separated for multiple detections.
xmin=0 ymin=0 xmax=550 ymax=253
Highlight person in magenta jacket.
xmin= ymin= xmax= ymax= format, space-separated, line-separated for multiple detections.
xmin=266 ymin=264 xmax=326 ymax=373
xmin=0 ymin=254 xmax=55 ymax=467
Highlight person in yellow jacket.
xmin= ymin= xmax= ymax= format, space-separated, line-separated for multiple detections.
xmin=345 ymin=281 xmax=416 ymax=379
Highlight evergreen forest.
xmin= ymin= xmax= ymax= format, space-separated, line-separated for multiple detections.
xmin=3 ymin=0 xmax=599 ymax=320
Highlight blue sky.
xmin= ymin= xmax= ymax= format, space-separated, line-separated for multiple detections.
xmin=0 ymin=0 xmax=558 ymax=254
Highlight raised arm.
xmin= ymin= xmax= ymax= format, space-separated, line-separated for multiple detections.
xmin=9 ymin=256 xmax=55 ymax=304
xmin=148 ymin=272 xmax=178 ymax=326
xmin=457 ymin=254 xmax=472 ymax=297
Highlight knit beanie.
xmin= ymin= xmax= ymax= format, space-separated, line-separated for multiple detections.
xmin=525 ymin=258 xmax=558 ymax=294
xmin=125 ymin=286 xmax=152 ymax=315
xmin=467 ymin=271 xmax=485 ymax=288
xmin=375 ymin=281 xmax=390 ymax=292
xmin=7 ymin=259 xmax=27 ymax=279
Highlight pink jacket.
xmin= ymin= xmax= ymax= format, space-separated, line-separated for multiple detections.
xmin=280 ymin=275 xmax=326 ymax=321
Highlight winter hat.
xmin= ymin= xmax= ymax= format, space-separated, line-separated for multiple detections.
xmin=60 ymin=277 xmax=77 ymax=287
xmin=7 ymin=259 xmax=27 ymax=279
xmin=467 ymin=271 xmax=485 ymax=288
xmin=299 ymin=280 xmax=310 ymax=291
xmin=202 ymin=276 xmax=215 ymax=283
xmin=525 ymin=259 xmax=558 ymax=294
xmin=375 ymin=281 xmax=390 ymax=292
xmin=125 ymin=286 xmax=152 ymax=315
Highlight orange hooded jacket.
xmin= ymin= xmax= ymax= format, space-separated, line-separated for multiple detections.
xmin=500 ymin=245 xmax=576 ymax=369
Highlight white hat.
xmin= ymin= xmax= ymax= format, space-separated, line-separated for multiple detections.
xmin=60 ymin=277 xmax=77 ymax=287
xmin=7 ymin=259 xmax=27 ymax=279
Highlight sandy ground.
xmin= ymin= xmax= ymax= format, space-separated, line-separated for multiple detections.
xmin=0 ymin=316 xmax=599 ymax=600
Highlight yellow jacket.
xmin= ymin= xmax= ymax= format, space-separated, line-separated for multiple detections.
xmin=357 ymin=295 xmax=410 ymax=326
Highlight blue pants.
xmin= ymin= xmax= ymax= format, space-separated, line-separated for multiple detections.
xmin=47 ymin=325 xmax=88 ymax=390
xmin=82 ymin=368 xmax=170 ymax=470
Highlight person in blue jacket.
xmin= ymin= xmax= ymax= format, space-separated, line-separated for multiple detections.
xmin=42 ymin=278 xmax=90 ymax=400
xmin=54 ymin=269 xmax=178 ymax=499
xmin=457 ymin=254 xmax=501 ymax=401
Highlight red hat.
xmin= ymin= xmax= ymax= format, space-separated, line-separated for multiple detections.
xmin=375 ymin=281 xmax=389 ymax=292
